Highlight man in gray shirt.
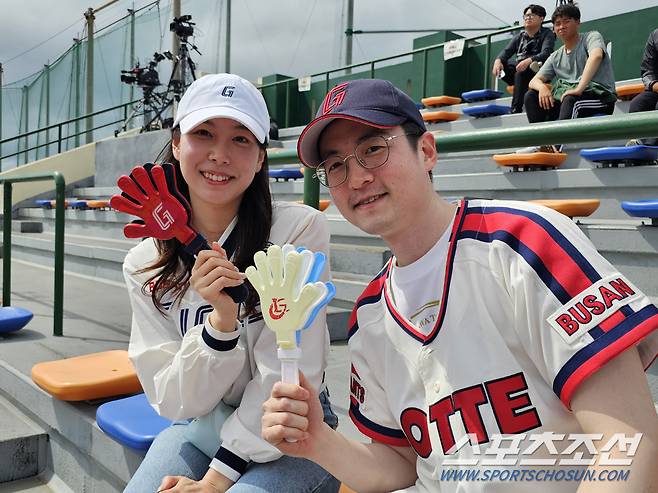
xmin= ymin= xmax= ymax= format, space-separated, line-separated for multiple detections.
xmin=521 ymin=3 xmax=617 ymax=152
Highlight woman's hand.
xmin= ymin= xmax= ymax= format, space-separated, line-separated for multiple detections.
xmin=157 ymin=469 xmax=234 ymax=492
xmin=190 ymin=242 xmax=245 ymax=332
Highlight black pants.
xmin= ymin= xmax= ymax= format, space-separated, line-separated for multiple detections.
xmin=629 ymin=90 xmax=658 ymax=146
xmin=501 ymin=63 xmax=535 ymax=113
xmin=524 ymin=89 xmax=615 ymax=123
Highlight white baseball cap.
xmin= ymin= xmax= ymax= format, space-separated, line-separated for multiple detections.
xmin=173 ymin=73 xmax=270 ymax=143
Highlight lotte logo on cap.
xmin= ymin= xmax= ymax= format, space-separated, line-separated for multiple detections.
xmin=322 ymin=82 xmax=348 ymax=114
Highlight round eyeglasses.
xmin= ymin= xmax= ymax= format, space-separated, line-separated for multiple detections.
xmin=314 ymin=133 xmax=418 ymax=188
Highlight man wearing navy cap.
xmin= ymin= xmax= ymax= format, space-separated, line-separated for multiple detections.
xmin=262 ymin=79 xmax=658 ymax=493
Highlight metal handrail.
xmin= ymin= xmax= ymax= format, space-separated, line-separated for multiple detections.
xmin=257 ymin=22 xmax=540 ymax=97
xmin=289 ymin=111 xmax=658 ymax=208
xmin=0 ymin=99 xmax=141 ymax=164
xmin=1 ymin=172 xmax=65 ymax=336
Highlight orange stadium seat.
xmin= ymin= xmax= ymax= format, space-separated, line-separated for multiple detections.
xmin=529 ymin=199 xmax=600 ymax=218
xmin=616 ymin=83 xmax=644 ymax=101
xmin=31 ymin=350 xmax=142 ymax=401
xmin=421 ymin=95 xmax=461 ymax=108
xmin=422 ymin=111 xmax=460 ymax=123
xmin=493 ymin=152 xmax=567 ymax=171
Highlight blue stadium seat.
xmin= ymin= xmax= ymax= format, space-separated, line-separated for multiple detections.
xmin=581 ymin=145 xmax=658 ymax=166
xmin=0 ymin=307 xmax=33 ymax=334
xmin=269 ymin=169 xmax=304 ymax=181
xmin=96 ymin=393 xmax=172 ymax=451
xmin=461 ymin=89 xmax=504 ymax=102
xmin=621 ymin=199 xmax=658 ymax=226
xmin=462 ymin=104 xmax=510 ymax=118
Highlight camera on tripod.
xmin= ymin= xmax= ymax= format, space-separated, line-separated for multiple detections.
xmin=120 ymin=52 xmax=166 ymax=88
xmin=170 ymin=15 xmax=195 ymax=39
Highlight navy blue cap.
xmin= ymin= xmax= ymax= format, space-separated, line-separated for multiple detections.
xmin=297 ymin=79 xmax=427 ymax=167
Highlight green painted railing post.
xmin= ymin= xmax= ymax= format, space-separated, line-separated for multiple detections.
xmin=284 ymin=80 xmax=290 ymax=128
xmin=421 ymin=49 xmax=428 ymax=99
xmin=53 ymin=172 xmax=65 ymax=337
xmin=303 ymin=167 xmax=320 ymax=210
xmin=0 ymin=172 xmax=65 ymax=336
xmin=3 ymin=182 xmax=12 ymax=307
xmin=484 ymin=34 xmax=492 ymax=89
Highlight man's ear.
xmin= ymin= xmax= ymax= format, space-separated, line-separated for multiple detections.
xmin=172 ymin=132 xmax=181 ymax=161
xmin=419 ymin=131 xmax=438 ymax=173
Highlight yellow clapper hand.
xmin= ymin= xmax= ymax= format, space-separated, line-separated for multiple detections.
xmin=245 ymin=244 xmax=335 ymax=385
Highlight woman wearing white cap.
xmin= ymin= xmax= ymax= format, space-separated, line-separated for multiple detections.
xmin=122 ymin=73 xmax=339 ymax=493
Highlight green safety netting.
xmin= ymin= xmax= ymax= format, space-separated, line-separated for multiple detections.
xmin=0 ymin=0 xmax=229 ymax=169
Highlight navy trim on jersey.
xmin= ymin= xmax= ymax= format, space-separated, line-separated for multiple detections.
xmin=347 ymin=265 xmax=389 ymax=340
xmin=202 ymin=327 xmax=240 ymax=351
xmin=553 ymin=304 xmax=658 ymax=404
xmin=214 ymin=446 xmax=248 ymax=476
xmin=195 ymin=304 xmax=213 ymax=326
xmin=349 ymin=401 xmax=408 ymax=446
xmin=179 ymin=309 xmax=189 ymax=337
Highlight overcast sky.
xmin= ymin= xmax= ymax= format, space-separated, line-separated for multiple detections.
xmin=2 ymin=0 xmax=657 ymax=86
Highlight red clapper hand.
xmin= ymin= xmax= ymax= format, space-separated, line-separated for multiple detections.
xmin=110 ymin=163 xmax=248 ymax=303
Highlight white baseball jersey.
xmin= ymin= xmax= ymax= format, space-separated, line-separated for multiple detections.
xmin=348 ymin=199 xmax=658 ymax=493
xmin=125 ymin=201 xmax=332 ymax=481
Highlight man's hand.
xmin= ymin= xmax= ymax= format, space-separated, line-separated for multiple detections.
xmin=516 ymin=58 xmax=532 ymax=72
xmin=652 ymin=81 xmax=658 ymax=93
xmin=492 ymin=59 xmax=504 ymax=77
xmin=261 ymin=371 xmax=329 ymax=461
xmin=561 ymin=86 xmax=585 ymax=101
xmin=538 ymin=84 xmax=554 ymax=109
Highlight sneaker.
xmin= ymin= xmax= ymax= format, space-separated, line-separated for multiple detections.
xmin=515 ymin=144 xmax=561 ymax=154
xmin=516 ymin=145 xmax=541 ymax=153
xmin=625 ymin=139 xmax=640 ymax=147
xmin=529 ymin=61 xmax=542 ymax=73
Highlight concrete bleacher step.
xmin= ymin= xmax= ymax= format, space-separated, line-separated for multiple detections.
xmin=9 ymin=232 xmax=137 ymax=283
xmin=0 ymin=394 xmax=47 ymax=483
xmin=0 ymin=358 xmax=143 ymax=493
xmin=434 ymin=166 xmax=658 ymax=220
xmin=0 ymin=477 xmax=57 ymax=492
xmin=8 ymin=229 xmax=391 ymax=280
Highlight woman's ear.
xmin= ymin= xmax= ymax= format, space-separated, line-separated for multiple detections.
xmin=255 ymin=147 xmax=265 ymax=173
xmin=172 ymin=132 xmax=182 ymax=161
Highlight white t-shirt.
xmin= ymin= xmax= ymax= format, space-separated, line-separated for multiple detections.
xmin=390 ymin=214 xmax=455 ymax=336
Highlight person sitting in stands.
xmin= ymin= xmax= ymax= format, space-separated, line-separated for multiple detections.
xmin=627 ymin=28 xmax=658 ymax=147
xmin=492 ymin=4 xmax=556 ymax=114
xmin=520 ymin=3 xmax=617 ymax=153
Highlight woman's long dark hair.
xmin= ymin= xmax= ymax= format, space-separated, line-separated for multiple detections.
xmin=139 ymin=129 xmax=272 ymax=316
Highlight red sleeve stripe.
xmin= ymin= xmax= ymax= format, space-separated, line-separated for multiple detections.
xmin=461 ymin=207 xmax=601 ymax=304
xmin=597 ymin=310 xmax=626 ymax=333
xmin=556 ymin=305 xmax=658 ymax=408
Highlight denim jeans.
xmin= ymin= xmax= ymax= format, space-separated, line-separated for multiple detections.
xmin=123 ymin=389 xmax=339 ymax=493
